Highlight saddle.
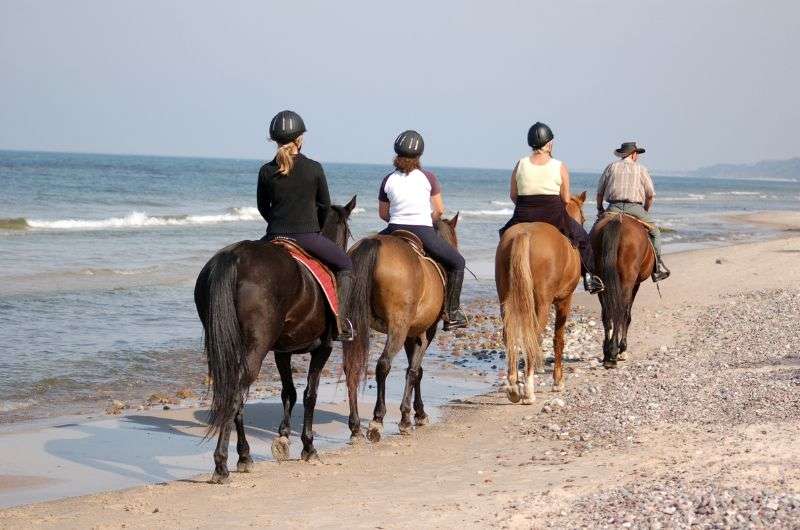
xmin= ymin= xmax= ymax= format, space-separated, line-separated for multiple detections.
xmin=270 ymin=237 xmax=339 ymax=316
xmin=595 ymin=211 xmax=655 ymax=233
xmin=387 ymin=230 xmax=446 ymax=289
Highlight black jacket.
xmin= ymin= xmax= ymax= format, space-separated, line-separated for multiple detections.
xmin=257 ymin=154 xmax=331 ymax=234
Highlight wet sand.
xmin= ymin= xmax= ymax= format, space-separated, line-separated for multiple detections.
xmin=1 ymin=212 xmax=800 ymax=528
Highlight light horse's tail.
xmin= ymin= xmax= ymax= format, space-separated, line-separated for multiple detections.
xmin=194 ymin=249 xmax=246 ymax=437
xmin=502 ymin=232 xmax=544 ymax=378
xmin=342 ymin=238 xmax=380 ymax=391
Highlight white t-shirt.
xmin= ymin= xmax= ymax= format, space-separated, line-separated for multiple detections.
xmin=378 ymin=168 xmax=442 ymax=226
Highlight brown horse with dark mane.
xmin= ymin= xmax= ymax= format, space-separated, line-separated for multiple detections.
xmin=495 ymin=192 xmax=588 ymax=404
xmin=342 ymin=215 xmax=460 ymax=442
xmin=591 ymin=213 xmax=655 ymax=368
xmin=193 ymin=196 xmax=356 ymax=483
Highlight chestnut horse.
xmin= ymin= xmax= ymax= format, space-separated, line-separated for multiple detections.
xmin=194 ymin=196 xmax=356 ymax=483
xmin=591 ymin=213 xmax=655 ymax=368
xmin=342 ymin=216 xmax=460 ymax=443
xmin=495 ymin=193 xmax=588 ymax=404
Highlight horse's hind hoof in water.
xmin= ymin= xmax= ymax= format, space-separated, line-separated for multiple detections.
xmin=236 ymin=457 xmax=254 ymax=473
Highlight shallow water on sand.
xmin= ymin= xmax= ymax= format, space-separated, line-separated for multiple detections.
xmin=1 ymin=150 xmax=798 ymax=421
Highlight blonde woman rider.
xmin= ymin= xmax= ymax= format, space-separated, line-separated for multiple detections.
xmin=499 ymin=122 xmax=604 ymax=294
xmin=257 ymin=110 xmax=354 ymax=341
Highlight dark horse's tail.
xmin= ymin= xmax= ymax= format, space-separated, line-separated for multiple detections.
xmin=194 ymin=249 xmax=245 ymax=437
xmin=599 ymin=218 xmax=625 ymax=327
xmin=342 ymin=238 xmax=380 ymax=391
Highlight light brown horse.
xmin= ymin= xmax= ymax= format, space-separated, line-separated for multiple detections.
xmin=495 ymin=193 xmax=587 ymax=404
xmin=342 ymin=216 xmax=459 ymax=442
xmin=591 ymin=214 xmax=655 ymax=368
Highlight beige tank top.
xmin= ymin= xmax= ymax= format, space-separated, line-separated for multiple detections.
xmin=515 ymin=157 xmax=562 ymax=195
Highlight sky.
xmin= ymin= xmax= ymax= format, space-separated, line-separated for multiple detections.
xmin=1 ymin=1 xmax=798 ymax=171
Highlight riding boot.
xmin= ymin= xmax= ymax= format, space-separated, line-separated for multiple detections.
xmin=651 ymin=255 xmax=671 ymax=283
xmin=442 ymin=269 xmax=468 ymax=331
xmin=334 ymin=270 xmax=355 ymax=342
xmin=583 ymin=272 xmax=605 ymax=294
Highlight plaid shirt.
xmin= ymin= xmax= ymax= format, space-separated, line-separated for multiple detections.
xmin=597 ymin=158 xmax=655 ymax=204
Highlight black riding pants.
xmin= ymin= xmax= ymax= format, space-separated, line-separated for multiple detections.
xmin=380 ymin=224 xmax=465 ymax=272
xmin=264 ymin=232 xmax=353 ymax=272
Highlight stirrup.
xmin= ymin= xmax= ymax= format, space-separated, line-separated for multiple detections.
xmin=442 ymin=309 xmax=468 ymax=331
xmin=335 ymin=318 xmax=355 ymax=342
xmin=651 ymin=269 xmax=670 ymax=283
xmin=584 ymin=275 xmax=605 ymax=294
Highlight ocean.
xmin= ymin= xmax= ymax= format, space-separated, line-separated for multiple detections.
xmin=1 ymin=150 xmax=798 ymax=422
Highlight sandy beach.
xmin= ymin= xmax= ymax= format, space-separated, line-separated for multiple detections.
xmin=1 ymin=211 xmax=799 ymax=529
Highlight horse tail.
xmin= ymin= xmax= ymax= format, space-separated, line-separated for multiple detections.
xmin=342 ymin=238 xmax=380 ymax=391
xmin=503 ymin=233 xmax=543 ymax=371
xmin=599 ymin=218 xmax=625 ymax=326
xmin=198 ymin=250 xmax=246 ymax=437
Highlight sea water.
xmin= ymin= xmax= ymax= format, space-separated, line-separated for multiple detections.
xmin=1 ymin=150 xmax=798 ymax=421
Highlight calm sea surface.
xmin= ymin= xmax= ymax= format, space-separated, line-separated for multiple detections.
xmin=1 ymin=150 xmax=798 ymax=421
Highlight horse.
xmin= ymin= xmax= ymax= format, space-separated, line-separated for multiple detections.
xmin=591 ymin=213 xmax=655 ymax=368
xmin=342 ymin=215 xmax=460 ymax=443
xmin=494 ymin=192 xmax=588 ymax=404
xmin=193 ymin=196 xmax=357 ymax=483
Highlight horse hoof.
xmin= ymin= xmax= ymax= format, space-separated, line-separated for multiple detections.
xmin=271 ymin=436 xmax=290 ymax=461
xmin=521 ymin=396 xmax=534 ymax=405
xmin=506 ymin=385 xmax=521 ymax=404
xmin=414 ymin=414 xmax=429 ymax=427
xmin=301 ymin=449 xmax=320 ymax=463
xmin=603 ymin=360 xmax=618 ymax=370
xmin=209 ymin=471 xmax=230 ymax=484
xmin=552 ymin=383 xmax=565 ymax=393
xmin=236 ymin=458 xmax=254 ymax=473
xmin=349 ymin=433 xmax=365 ymax=445
xmin=366 ymin=421 xmax=383 ymax=443
xmin=617 ymin=352 xmax=628 ymax=361
xmin=398 ymin=422 xmax=413 ymax=435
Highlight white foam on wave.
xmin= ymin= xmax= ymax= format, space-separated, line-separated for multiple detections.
xmin=27 ymin=207 xmax=264 ymax=231
xmin=490 ymin=200 xmax=513 ymax=206
xmin=461 ymin=208 xmax=514 ymax=216
xmin=658 ymin=194 xmax=706 ymax=202
xmin=351 ymin=207 xmax=366 ymax=214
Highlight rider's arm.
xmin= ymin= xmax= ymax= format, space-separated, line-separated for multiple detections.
xmin=431 ymin=194 xmax=445 ymax=221
xmin=509 ymin=163 xmax=519 ymax=204
xmin=642 ymin=167 xmax=656 ymax=212
xmin=596 ymin=165 xmax=610 ymax=213
xmin=559 ymin=162 xmax=571 ymax=205
xmin=256 ymin=167 xmax=272 ymax=222
xmin=378 ymin=200 xmax=390 ymax=222
xmin=315 ymin=167 xmax=332 ymax=228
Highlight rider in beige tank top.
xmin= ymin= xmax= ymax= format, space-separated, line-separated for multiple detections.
xmin=515 ymin=157 xmax=562 ymax=196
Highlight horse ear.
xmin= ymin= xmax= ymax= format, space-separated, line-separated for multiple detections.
xmin=450 ymin=211 xmax=459 ymax=228
xmin=578 ymin=191 xmax=587 ymax=203
xmin=344 ymin=195 xmax=357 ymax=215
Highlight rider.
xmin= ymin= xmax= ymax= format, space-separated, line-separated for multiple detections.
xmin=377 ymin=130 xmax=468 ymax=330
xmin=500 ymin=122 xmax=605 ymax=294
xmin=257 ymin=110 xmax=355 ymax=341
xmin=595 ymin=142 xmax=670 ymax=282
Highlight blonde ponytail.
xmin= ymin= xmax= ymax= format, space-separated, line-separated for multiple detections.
xmin=275 ymin=136 xmax=303 ymax=175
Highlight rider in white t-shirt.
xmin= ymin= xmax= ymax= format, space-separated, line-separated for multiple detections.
xmin=377 ymin=130 xmax=467 ymax=330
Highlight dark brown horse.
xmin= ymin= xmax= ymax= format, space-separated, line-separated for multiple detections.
xmin=342 ymin=216 xmax=460 ymax=443
xmin=194 ymin=196 xmax=357 ymax=483
xmin=591 ymin=214 xmax=655 ymax=368
xmin=495 ymin=193 xmax=588 ymax=403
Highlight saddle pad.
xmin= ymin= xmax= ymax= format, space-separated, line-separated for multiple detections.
xmin=596 ymin=211 xmax=655 ymax=232
xmin=270 ymin=238 xmax=339 ymax=316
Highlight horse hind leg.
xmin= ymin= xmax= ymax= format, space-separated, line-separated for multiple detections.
xmin=367 ymin=328 xmax=406 ymax=443
xmin=300 ymin=343 xmax=332 ymax=462
xmin=413 ymin=325 xmax=437 ymax=427
xmin=271 ymin=352 xmax=296 ymax=461
xmin=551 ymin=296 xmax=572 ymax=392
xmin=234 ymin=398 xmax=253 ymax=473
xmin=521 ymin=300 xmax=549 ymax=404
xmin=399 ymin=327 xmax=433 ymax=435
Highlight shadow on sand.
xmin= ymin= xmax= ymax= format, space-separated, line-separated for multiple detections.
xmin=43 ymin=401 xmax=350 ymax=484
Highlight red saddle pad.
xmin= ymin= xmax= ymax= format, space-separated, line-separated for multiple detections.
xmin=270 ymin=238 xmax=339 ymax=316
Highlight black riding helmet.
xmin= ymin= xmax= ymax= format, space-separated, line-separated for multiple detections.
xmin=269 ymin=110 xmax=306 ymax=144
xmin=394 ymin=130 xmax=424 ymax=157
xmin=527 ymin=122 xmax=554 ymax=149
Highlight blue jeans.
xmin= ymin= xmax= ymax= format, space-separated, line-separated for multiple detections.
xmin=380 ymin=224 xmax=465 ymax=271
xmin=264 ymin=232 xmax=353 ymax=271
